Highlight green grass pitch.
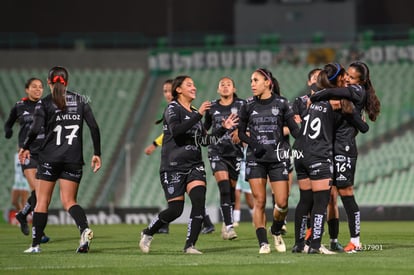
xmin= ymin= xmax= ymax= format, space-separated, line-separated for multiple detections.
xmin=1 ymin=221 xmax=413 ymax=274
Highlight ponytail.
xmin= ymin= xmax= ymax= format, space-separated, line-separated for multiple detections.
xmin=48 ymin=66 xmax=69 ymax=111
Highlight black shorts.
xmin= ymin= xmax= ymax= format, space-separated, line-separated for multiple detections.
xmin=208 ymin=155 xmax=242 ymax=181
xmin=294 ymin=157 xmax=333 ymax=181
xmin=333 ymin=154 xmax=357 ymax=188
xmin=37 ymin=162 xmax=83 ymax=183
xmin=21 ymin=155 xmax=39 ymax=171
xmin=160 ymin=165 xmax=206 ymax=200
xmin=245 ymin=161 xmax=290 ymax=182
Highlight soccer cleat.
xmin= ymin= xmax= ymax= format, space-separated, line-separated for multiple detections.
xmin=40 ymin=235 xmax=50 ymax=244
xmin=201 ymin=225 xmax=215 ymax=234
xmin=330 ymin=241 xmax=344 ymax=252
xmin=308 ymin=245 xmax=337 ymax=255
xmin=24 ymin=245 xmax=41 ymax=253
xmin=344 ymin=242 xmax=362 ymax=253
xmin=222 ymin=226 xmax=238 ymax=240
xmin=272 ymin=234 xmax=286 ymax=252
xmin=76 ymin=228 xmax=93 ymax=253
xmin=139 ymin=232 xmax=153 ymax=253
xmin=259 ymin=243 xmax=271 ymax=254
xmin=184 ymin=246 xmax=203 ymax=254
xmin=15 ymin=212 xmax=29 ymax=236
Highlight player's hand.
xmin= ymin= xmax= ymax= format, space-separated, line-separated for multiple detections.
xmin=18 ymin=148 xmax=30 ymax=164
xmin=144 ymin=144 xmax=156 ymax=155
xmin=222 ymin=113 xmax=239 ymax=129
xmin=198 ymin=101 xmax=211 ymax=116
xmin=231 ymin=128 xmax=241 ymax=144
xmin=253 ymin=143 xmax=266 ymax=158
xmin=91 ymin=155 xmax=102 ymax=173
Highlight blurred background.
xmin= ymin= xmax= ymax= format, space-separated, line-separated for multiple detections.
xmin=1 ymin=0 xmax=413 ymax=223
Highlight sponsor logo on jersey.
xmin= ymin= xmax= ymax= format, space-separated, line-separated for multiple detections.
xmin=23 ymin=111 xmax=30 ymax=116
xmin=184 ymin=115 xmax=191 ymax=120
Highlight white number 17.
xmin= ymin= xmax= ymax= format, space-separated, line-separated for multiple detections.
xmin=53 ymin=125 xmax=79 ymax=145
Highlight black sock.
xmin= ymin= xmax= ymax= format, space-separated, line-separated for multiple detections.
xmin=32 ymin=212 xmax=47 ymax=246
xmin=203 ymin=213 xmax=214 ymax=228
xmin=270 ymin=220 xmax=285 ymax=235
xmin=328 ymin=218 xmax=339 ymax=240
xmin=68 ymin=205 xmax=89 ymax=234
xmin=230 ymin=185 xmax=236 ymax=211
xmin=256 ymin=227 xmax=268 ymax=247
xmin=294 ymin=189 xmax=313 ymax=245
xmin=184 ymin=186 xmax=206 ymax=249
xmin=218 ymin=180 xmax=233 ymax=226
xmin=310 ymin=189 xmax=330 ymax=250
xmin=21 ymin=190 xmax=36 ymax=216
xmin=341 ymin=195 xmax=361 ymax=238
xmin=145 ymin=200 xmax=184 ymax=235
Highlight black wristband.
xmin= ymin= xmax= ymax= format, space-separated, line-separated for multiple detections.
xmin=152 ymin=141 xmax=158 ymax=147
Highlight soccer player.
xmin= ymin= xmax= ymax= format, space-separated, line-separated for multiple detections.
xmin=139 ymin=75 xmax=238 ymax=254
xmin=310 ymin=61 xmax=380 ymax=253
xmin=144 ymin=79 xmax=215 ymax=234
xmin=4 ymin=77 xmax=50 ymax=243
xmin=292 ymin=64 xmax=349 ymax=254
xmin=237 ymin=68 xmax=300 ymax=254
xmin=203 ymin=76 xmax=245 ymax=240
xmin=11 ymin=152 xmax=30 ymax=212
xmin=19 ymin=66 xmax=102 ymax=253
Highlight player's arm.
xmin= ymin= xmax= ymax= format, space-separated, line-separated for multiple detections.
xmin=4 ymin=105 xmax=18 ymax=139
xmin=84 ymin=103 xmax=101 ymax=157
xmin=310 ymin=86 xmax=363 ymax=104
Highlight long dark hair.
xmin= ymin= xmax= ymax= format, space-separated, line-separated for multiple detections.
xmin=349 ymin=61 xmax=381 ymax=121
xmin=48 ymin=66 xmax=69 ymax=111
xmin=255 ymin=68 xmax=280 ymax=95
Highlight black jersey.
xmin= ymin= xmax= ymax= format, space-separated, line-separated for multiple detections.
xmin=4 ymin=98 xmax=44 ymax=154
xmin=160 ymin=101 xmax=206 ymax=172
xmin=238 ymin=93 xmax=298 ymax=163
xmin=293 ymin=101 xmax=335 ymax=160
xmin=23 ymin=91 xmax=101 ymax=165
xmin=310 ymin=85 xmax=367 ymax=157
xmin=204 ymin=97 xmax=245 ymax=158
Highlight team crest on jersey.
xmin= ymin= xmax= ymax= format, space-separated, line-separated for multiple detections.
xmin=272 ymin=106 xmax=279 ymax=116
xmin=231 ymin=107 xmax=238 ymax=114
